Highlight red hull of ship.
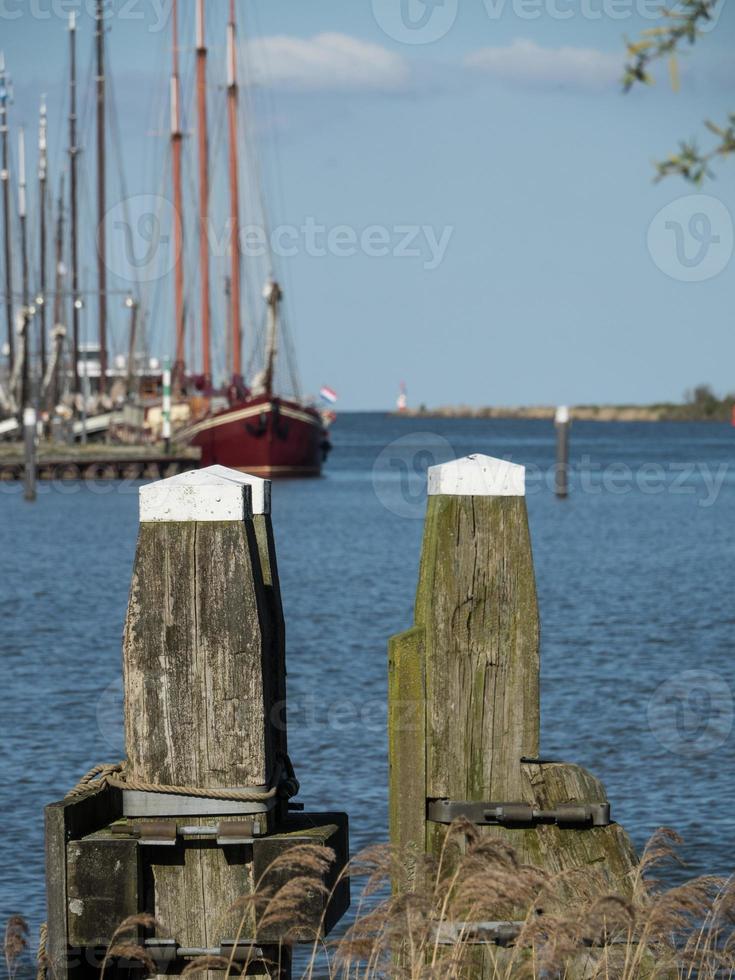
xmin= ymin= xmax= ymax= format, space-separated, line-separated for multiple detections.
xmin=181 ymin=395 xmax=327 ymax=477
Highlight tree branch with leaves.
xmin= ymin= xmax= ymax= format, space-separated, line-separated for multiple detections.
xmin=623 ymin=0 xmax=733 ymax=182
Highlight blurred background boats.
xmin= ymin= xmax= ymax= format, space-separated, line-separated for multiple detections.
xmin=0 ymin=1 xmax=334 ymax=477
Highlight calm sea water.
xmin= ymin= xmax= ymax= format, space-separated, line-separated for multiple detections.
xmin=2 ymin=413 xmax=735 ymax=942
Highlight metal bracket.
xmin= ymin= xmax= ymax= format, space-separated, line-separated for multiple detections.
xmin=143 ymin=939 xmax=265 ymax=964
xmin=111 ymin=817 xmax=265 ymax=845
xmin=427 ymin=799 xmax=611 ymax=828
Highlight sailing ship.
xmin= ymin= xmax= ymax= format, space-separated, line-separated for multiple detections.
xmin=0 ymin=5 xmax=152 ymax=441
xmin=171 ymin=1 xmax=332 ymax=477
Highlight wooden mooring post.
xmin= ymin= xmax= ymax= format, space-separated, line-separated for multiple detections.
xmin=45 ymin=466 xmax=349 ymax=980
xmin=555 ymin=404 xmax=570 ymax=498
xmin=23 ymin=405 xmax=37 ymax=502
xmin=389 ymin=454 xmax=637 ymax=973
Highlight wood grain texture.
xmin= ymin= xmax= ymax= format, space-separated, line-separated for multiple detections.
xmin=388 ymin=625 xmax=426 ymax=891
xmin=392 ymin=489 xmax=639 ymax=980
xmin=417 ymin=494 xmax=540 ymax=804
xmin=123 ymin=520 xmax=275 ymax=787
xmin=67 ymin=837 xmax=140 ymax=947
xmin=123 ymin=518 xmax=278 ymax=976
xmin=45 ymin=787 xmax=123 ymax=980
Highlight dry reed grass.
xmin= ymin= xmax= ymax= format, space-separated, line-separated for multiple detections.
xmin=3 ymin=917 xmax=28 ymax=980
xmin=5 ymin=825 xmax=734 ymax=979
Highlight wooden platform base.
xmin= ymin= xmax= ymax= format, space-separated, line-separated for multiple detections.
xmin=0 ymin=444 xmax=199 ymax=481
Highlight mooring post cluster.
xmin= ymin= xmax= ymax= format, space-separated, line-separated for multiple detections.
xmin=44 ymin=451 xmax=640 ymax=979
xmin=45 ymin=466 xmax=349 ymax=980
xmin=389 ymin=454 xmax=637 ymax=972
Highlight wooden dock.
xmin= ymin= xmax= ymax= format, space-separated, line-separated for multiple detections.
xmin=0 ymin=443 xmax=200 ymax=481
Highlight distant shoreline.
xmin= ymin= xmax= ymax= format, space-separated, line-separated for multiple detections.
xmin=395 ymin=402 xmax=735 ymax=423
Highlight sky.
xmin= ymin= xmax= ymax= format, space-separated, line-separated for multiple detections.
xmin=1 ymin=0 xmax=734 ymax=410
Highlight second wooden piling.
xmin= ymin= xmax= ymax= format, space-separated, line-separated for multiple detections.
xmin=389 ymin=453 xmax=637 ymax=974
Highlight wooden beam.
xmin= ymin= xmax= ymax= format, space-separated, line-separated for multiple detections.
xmin=389 ymin=454 xmax=638 ymax=976
xmin=124 ymin=466 xmax=278 ymax=974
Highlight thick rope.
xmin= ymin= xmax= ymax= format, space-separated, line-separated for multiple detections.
xmin=65 ymin=761 xmax=283 ymax=803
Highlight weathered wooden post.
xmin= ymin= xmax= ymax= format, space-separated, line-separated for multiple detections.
xmin=45 ymin=466 xmax=348 ymax=980
xmin=389 ymin=454 xmax=637 ymax=967
xmin=23 ymin=404 xmax=37 ymax=502
xmin=555 ymin=404 xmax=570 ymax=498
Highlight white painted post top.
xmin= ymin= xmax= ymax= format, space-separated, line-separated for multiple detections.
xmin=428 ymin=454 xmax=525 ymax=497
xmin=555 ymin=405 xmax=570 ymax=425
xmin=140 ymin=466 xmax=256 ymax=522
xmin=204 ymin=465 xmax=271 ymax=515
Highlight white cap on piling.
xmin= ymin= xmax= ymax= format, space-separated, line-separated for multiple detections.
xmin=204 ymin=465 xmax=271 ymax=516
xmin=139 ymin=466 xmax=254 ymax=522
xmin=428 ymin=454 xmax=525 ymax=497
xmin=555 ymin=405 xmax=570 ymax=425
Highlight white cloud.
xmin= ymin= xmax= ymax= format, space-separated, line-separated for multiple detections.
xmin=246 ymin=33 xmax=410 ymax=93
xmin=465 ymin=38 xmax=620 ymax=91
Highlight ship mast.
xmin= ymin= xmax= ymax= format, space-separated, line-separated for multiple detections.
xmin=68 ymin=12 xmax=80 ymax=397
xmin=227 ymin=0 xmax=242 ymax=383
xmin=38 ymin=96 xmax=48 ymax=377
xmin=53 ymin=176 xmax=65 ymax=340
xmin=18 ymin=127 xmax=28 ymax=307
xmin=0 ymin=52 xmax=13 ymax=370
xmin=195 ymin=0 xmax=211 ymax=386
xmin=171 ymin=0 xmax=185 ymax=392
xmin=95 ymin=0 xmax=107 ymax=394
xmin=18 ymin=127 xmax=29 ymax=415
xmin=262 ymin=279 xmax=281 ymax=397
xmin=46 ymin=176 xmax=66 ymax=413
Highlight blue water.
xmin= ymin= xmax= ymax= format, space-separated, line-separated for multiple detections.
xmin=2 ymin=413 xmax=735 ymax=944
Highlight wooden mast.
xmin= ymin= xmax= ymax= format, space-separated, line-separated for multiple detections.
xmin=227 ymin=0 xmax=242 ymax=382
xmin=262 ymin=279 xmax=281 ymax=397
xmin=195 ymin=0 xmax=211 ymax=386
xmin=47 ymin=175 xmax=66 ymax=413
xmin=38 ymin=96 xmax=48 ymax=377
xmin=95 ymin=0 xmax=107 ymax=395
xmin=18 ymin=126 xmax=29 ymax=414
xmin=171 ymin=0 xmax=185 ymax=392
xmin=53 ymin=176 xmax=65 ymax=339
xmin=0 ymin=53 xmax=13 ymax=370
xmin=18 ymin=127 xmax=28 ymax=307
xmin=69 ymin=12 xmax=80 ymax=397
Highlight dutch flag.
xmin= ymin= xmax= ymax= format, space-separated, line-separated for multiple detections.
xmin=320 ymin=386 xmax=338 ymax=405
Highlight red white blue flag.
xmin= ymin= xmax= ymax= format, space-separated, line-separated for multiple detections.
xmin=320 ymin=386 xmax=338 ymax=404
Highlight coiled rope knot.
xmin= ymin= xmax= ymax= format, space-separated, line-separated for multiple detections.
xmin=65 ymin=757 xmax=298 ymax=803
